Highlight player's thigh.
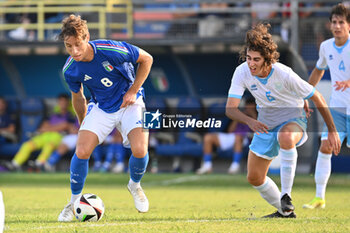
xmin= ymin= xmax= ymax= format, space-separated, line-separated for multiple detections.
xmin=80 ymin=102 xmax=116 ymax=144
xmin=118 ymin=97 xmax=145 ymax=148
xmin=247 ymin=150 xmax=272 ymax=186
xmin=278 ymin=122 xmax=304 ymax=148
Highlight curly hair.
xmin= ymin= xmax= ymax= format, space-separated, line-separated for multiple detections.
xmin=59 ymin=14 xmax=88 ymax=41
xmin=330 ymin=3 xmax=350 ymax=23
xmin=239 ymin=23 xmax=279 ymax=67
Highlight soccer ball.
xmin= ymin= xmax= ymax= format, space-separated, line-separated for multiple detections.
xmin=74 ymin=193 xmax=105 ymax=222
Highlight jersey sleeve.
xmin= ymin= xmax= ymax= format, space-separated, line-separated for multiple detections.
xmin=63 ymin=73 xmax=81 ymax=93
xmin=109 ymin=40 xmax=140 ymax=65
xmin=228 ymin=67 xmax=246 ymax=99
xmin=316 ymin=42 xmax=328 ymax=70
xmin=287 ymin=69 xmax=315 ymax=99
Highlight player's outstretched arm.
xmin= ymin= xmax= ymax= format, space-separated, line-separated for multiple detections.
xmin=310 ymin=90 xmax=341 ymax=155
xmin=304 ymin=68 xmax=325 ymax=117
xmin=71 ymin=85 xmax=87 ymax=125
xmin=120 ymin=49 xmax=153 ymax=108
xmin=308 ymin=67 xmax=325 ymax=87
xmin=226 ymin=97 xmax=268 ymax=135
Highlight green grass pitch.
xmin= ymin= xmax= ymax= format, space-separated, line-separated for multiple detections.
xmin=1 ymin=173 xmax=350 ymax=232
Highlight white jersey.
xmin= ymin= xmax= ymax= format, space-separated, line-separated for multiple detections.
xmin=228 ymin=62 xmax=315 ymax=129
xmin=316 ymin=36 xmax=350 ymax=113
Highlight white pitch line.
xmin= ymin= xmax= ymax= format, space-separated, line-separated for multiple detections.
xmin=145 ymin=175 xmax=202 ymax=186
xmin=159 ymin=175 xmax=202 ymax=185
xmin=7 ymin=218 xmax=240 ymax=231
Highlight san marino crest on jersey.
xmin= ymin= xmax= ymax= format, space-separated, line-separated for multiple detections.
xmin=102 ymin=61 xmax=114 ymax=72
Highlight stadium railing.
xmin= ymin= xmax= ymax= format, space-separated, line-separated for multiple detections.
xmin=0 ymin=0 xmax=133 ymax=41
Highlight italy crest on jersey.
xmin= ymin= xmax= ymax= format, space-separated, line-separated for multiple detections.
xmin=102 ymin=61 xmax=114 ymax=72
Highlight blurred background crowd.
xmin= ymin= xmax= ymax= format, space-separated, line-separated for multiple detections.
xmin=0 ymin=0 xmax=349 ymax=175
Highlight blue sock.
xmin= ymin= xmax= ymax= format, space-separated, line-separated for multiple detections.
xmin=47 ymin=151 xmax=61 ymax=166
xmin=70 ymin=153 xmax=89 ymax=195
xmin=203 ymin=154 xmax=212 ymax=162
xmin=129 ymin=153 xmax=149 ymax=183
xmin=114 ymin=144 xmax=125 ymax=163
xmin=233 ymin=152 xmax=243 ymax=164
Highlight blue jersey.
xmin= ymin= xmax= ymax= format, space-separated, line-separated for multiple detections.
xmin=62 ymin=39 xmax=143 ymax=113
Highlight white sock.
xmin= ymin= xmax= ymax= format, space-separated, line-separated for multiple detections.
xmin=280 ymin=147 xmax=298 ymax=198
xmin=253 ymin=176 xmax=283 ymax=214
xmin=315 ymin=151 xmax=332 ymax=199
xmin=0 ymin=191 xmax=4 ymax=233
xmin=70 ymin=193 xmax=81 ymax=204
xmin=129 ymin=179 xmax=141 ymax=189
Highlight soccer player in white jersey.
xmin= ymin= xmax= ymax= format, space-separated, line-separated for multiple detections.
xmin=303 ymin=3 xmax=350 ymax=209
xmin=226 ymin=23 xmax=341 ymax=218
xmin=57 ymin=15 xmax=153 ymax=221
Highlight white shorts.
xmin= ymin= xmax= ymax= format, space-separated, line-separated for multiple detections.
xmin=61 ymin=134 xmax=78 ymax=150
xmin=218 ymin=133 xmax=236 ymax=151
xmin=80 ymin=97 xmax=145 ymax=147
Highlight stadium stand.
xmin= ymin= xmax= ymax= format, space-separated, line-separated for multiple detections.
xmin=0 ymin=0 xmax=348 ymax=174
xmin=0 ymin=98 xmax=44 ymax=158
xmin=19 ymin=98 xmax=45 ymax=143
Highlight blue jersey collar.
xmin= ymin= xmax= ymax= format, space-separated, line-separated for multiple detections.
xmin=254 ymin=67 xmax=274 ymax=85
xmin=333 ymin=37 xmax=350 ymax=54
xmin=89 ymin=41 xmax=97 ymax=54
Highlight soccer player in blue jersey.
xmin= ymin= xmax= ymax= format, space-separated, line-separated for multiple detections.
xmin=226 ymin=23 xmax=341 ymax=218
xmin=57 ymin=15 xmax=153 ymax=221
xmin=303 ymin=3 xmax=350 ymax=209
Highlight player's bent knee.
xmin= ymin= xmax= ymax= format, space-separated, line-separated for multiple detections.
xmin=131 ymin=149 xmax=148 ymax=158
xmin=247 ymin=173 xmax=264 ymax=186
xmin=131 ymin=143 xmax=148 ymax=158
xmin=320 ymin=143 xmax=333 ymax=154
xmin=75 ymin=146 xmax=93 ymax=159
xmin=278 ymin=132 xmax=297 ymax=149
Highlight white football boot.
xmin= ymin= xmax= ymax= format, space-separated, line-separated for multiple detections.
xmin=58 ymin=202 xmax=74 ymax=222
xmin=127 ymin=183 xmax=149 ymax=213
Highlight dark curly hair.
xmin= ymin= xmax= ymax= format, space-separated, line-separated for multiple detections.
xmin=59 ymin=14 xmax=89 ymax=41
xmin=239 ymin=23 xmax=279 ymax=68
xmin=330 ymin=3 xmax=350 ymax=23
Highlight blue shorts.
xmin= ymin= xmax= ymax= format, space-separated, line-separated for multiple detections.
xmin=249 ymin=117 xmax=308 ymax=160
xmin=321 ymin=109 xmax=350 ymax=147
